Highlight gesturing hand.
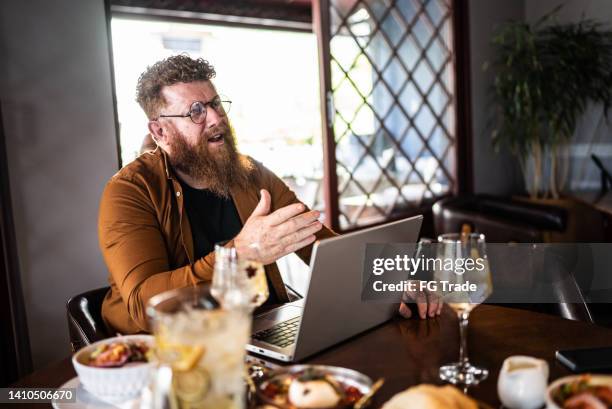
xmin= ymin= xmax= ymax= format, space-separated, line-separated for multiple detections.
xmin=234 ymin=189 xmax=323 ymax=265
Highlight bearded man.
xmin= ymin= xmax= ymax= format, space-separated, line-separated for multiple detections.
xmin=98 ymin=55 xmax=335 ymax=333
xmin=99 ymin=55 xmax=440 ymax=334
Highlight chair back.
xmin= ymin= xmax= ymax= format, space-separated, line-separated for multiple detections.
xmin=66 ymin=287 xmax=112 ymax=352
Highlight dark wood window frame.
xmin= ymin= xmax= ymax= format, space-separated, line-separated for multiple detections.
xmin=109 ymin=0 xmax=313 ymax=34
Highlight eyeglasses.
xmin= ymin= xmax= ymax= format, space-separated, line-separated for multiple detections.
xmin=158 ymin=96 xmax=232 ymax=124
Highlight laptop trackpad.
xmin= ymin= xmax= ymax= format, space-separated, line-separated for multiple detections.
xmin=253 ymin=305 xmax=302 ymax=332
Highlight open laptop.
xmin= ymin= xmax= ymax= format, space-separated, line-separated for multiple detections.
xmin=246 ymin=215 xmax=423 ymax=362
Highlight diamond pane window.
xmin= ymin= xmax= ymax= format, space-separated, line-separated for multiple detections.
xmin=322 ymin=0 xmax=457 ymax=230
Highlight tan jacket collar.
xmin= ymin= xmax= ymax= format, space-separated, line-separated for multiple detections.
xmin=156 ymin=147 xmax=174 ymax=180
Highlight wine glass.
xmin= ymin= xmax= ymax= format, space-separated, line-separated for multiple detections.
xmin=435 ymin=233 xmax=493 ymax=386
xmin=211 ymin=245 xmax=269 ymax=309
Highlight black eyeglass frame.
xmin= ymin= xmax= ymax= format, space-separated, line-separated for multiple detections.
xmin=157 ymin=96 xmax=232 ymax=124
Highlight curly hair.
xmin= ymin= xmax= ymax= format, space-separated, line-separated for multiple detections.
xmin=136 ymin=55 xmax=216 ymax=119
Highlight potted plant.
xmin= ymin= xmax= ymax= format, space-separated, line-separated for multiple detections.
xmin=485 ymin=8 xmax=612 ymax=198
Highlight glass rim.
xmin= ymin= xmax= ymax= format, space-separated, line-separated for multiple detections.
xmin=214 ymin=243 xmax=237 ymax=255
xmin=146 ymin=284 xmax=219 ymax=319
xmin=437 ymin=232 xmax=486 ymax=244
xmin=214 ymin=242 xmax=264 ymax=265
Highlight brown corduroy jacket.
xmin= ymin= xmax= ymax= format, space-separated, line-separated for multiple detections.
xmin=99 ymin=148 xmax=335 ymax=334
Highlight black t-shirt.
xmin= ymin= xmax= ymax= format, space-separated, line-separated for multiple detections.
xmin=178 ymin=178 xmax=281 ymax=305
xmin=178 ymin=179 xmax=243 ymax=260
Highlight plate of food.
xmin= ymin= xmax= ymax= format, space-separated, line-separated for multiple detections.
xmin=546 ymin=374 xmax=612 ymax=409
xmin=256 ymin=364 xmax=372 ymax=408
xmin=52 ymin=376 xmax=140 ymax=409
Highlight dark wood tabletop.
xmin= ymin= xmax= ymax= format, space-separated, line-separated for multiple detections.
xmin=12 ymin=304 xmax=612 ymax=408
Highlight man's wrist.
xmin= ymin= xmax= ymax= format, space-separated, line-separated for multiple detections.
xmin=234 ymin=236 xmax=263 ymax=262
xmin=233 ymin=235 xmax=247 ymax=259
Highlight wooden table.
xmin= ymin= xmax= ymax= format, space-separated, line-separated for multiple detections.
xmin=13 ymin=305 xmax=612 ymax=408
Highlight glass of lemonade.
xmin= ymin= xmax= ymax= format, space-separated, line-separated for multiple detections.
xmin=147 ymin=285 xmax=250 ymax=409
xmin=211 ymin=245 xmax=269 ymax=309
xmin=435 ymin=233 xmax=493 ymax=386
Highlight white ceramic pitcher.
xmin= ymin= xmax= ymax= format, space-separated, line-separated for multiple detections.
xmin=497 ymin=355 xmax=549 ymax=409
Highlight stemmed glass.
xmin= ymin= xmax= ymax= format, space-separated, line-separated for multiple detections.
xmin=436 ymin=233 xmax=493 ymax=386
xmin=211 ymin=245 xmax=269 ymax=310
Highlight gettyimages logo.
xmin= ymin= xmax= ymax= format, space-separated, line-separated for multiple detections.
xmin=361 ymin=242 xmax=612 ymax=304
xmin=371 ymin=254 xmax=486 ymax=276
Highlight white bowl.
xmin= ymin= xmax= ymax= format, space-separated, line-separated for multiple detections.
xmin=545 ymin=374 xmax=612 ymax=409
xmin=72 ymin=335 xmax=155 ymax=402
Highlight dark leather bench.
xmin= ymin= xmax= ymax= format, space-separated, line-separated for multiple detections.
xmin=433 ymin=194 xmax=567 ymax=243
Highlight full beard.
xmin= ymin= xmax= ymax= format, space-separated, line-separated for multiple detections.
xmin=167 ymin=124 xmax=254 ymax=197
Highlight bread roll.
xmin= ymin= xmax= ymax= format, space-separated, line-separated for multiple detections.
xmin=382 ymin=384 xmax=478 ymax=409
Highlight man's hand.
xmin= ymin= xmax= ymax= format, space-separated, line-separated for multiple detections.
xmin=398 ymin=281 xmax=443 ymax=319
xmin=234 ymin=189 xmax=323 ymax=264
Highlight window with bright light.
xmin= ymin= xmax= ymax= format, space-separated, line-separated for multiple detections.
xmin=111 ymin=18 xmax=324 ymax=209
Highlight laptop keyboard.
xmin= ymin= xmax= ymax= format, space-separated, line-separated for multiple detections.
xmin=253 ymin=316 xmax=300 ymax=348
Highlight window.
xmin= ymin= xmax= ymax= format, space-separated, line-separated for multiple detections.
xmin=110 ymin=0 xmax=467 ymax=231
xmin=316 ymin=0 xmax=460 ymax=230
xmin=110 ymin=18 xmax=324 ymax=210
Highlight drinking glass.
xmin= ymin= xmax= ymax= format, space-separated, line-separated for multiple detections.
xmin=211 ymin=245 xmax=269 ymax=309
xmin=147 ymin=285 xmax=250 ymax=409
xmin=435 ymin=233 xmax=493 ymax=386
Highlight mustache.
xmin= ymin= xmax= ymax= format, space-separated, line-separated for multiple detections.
xmin=204 ymin=124 xmax=230 ymax=139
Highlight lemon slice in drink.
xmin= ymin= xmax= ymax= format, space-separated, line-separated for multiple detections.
xmin=173 ymin=367 xmax=210 ymax=403
xmin=173 ymin=345 xmax=205 ymax=372
xmin=156 ymin=339 xmax=205 ymax=372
